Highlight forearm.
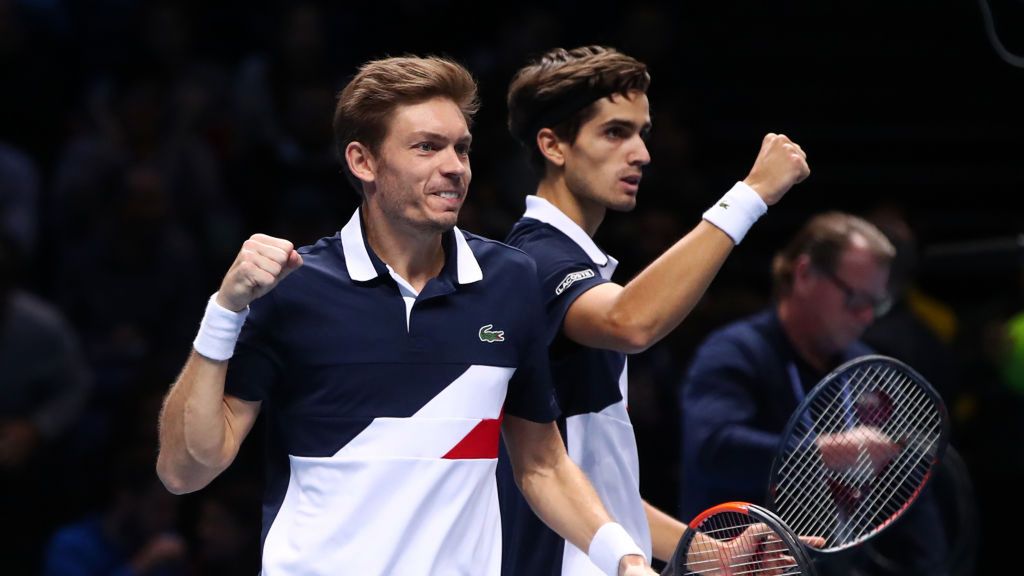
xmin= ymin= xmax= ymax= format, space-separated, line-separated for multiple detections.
xmin=632 ymin=132 xmax=808 ymax=358
xmin=518 ymin=449 xmax=613 ymax=552
xmin=506 ymin=417 xmax=650 ymax=574
xmin=570 ymin=221 xmax=734 ymax=353
xmin=156 ymin=351 xmax=237 ymax=494
xmin=614 ymin=221 xmax=733 ymax=347
xmin=643 ymin=500 xmax=687 ymax=562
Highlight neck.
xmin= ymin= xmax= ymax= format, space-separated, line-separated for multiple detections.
xmin=361 ymin=201 xmax=445 ymax=291
xmin=776 ymin=299 xmax=830 ymax=373
xmin=536 ymin=173 xmax=605 ymax=237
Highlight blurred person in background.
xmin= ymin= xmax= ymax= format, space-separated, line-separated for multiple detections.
xmin=1 ymin=233 xmax=93 ymax=573
xmin=678 ymin=211 xmax=949 ymax=575
xmin=43 ymin=460 xmax=187 ymax=576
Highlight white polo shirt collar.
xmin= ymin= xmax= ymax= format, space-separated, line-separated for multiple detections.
xmin=523 ymin=195 xmax=618 ymax=279
xmin=339 ymin=208 xmax=483 ymax=285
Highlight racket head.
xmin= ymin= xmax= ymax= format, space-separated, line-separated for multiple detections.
xmin=666 ymin=501 xmax=816 ymax=576
xmin=767 ymin=355 xmax=950 ymax=553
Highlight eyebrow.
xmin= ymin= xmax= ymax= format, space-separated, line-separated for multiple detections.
xmin=599 ymin=118 xmax=653 ymax=133
xmin=410 ymin=130 xmax=472 ymax=144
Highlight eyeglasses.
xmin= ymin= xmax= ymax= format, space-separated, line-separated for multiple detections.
xmin=817 ymin=268 xmax=893 ymax=317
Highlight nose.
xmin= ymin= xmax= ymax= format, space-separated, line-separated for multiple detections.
xmin=440 ymin=146 xmax=468 ymax=181
xmin=628 ymin=135 xmax=651 ymax=167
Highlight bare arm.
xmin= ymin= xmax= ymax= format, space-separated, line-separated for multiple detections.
xmin=503 ymin=415 xmax=655 ymax=575
xmin=564 ymin=134 xmax=810 ymax=353
xmin=564 ymin=222 xmax=733 ymax=353
xmin=644 ymin=499 xmax=687 ymax=562
xmin=156 ymin=233 xmax=302 ymax=494
xmin=156 ymin=352 xmax=261 ymax=494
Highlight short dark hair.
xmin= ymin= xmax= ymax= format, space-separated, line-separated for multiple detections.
xmin=772 ymin=211 xmax=896 ymax=298
xmin=507 ymin=46 xmax=650 ymax=171
xmin=333 ymin=55 xmax=480 ymax=192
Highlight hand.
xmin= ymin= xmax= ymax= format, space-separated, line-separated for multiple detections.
xmin=618 ymin=554 xmax=657 ymax=576
xmin=817 ymin=425 xmax=902 ymax=475
xmin=0 ymin=420 xmax=40 ymax=468
xmin=216 ymin=234 xmax=303 ymax=312
xmin=742 ymin=133 xmax=810 ymax=205
xmin=685 ymin=525 xmax=823 ymax=576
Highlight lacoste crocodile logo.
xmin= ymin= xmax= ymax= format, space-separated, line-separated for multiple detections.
xmin=718 ymin=201 xmax=730 ymax=209
xmin=479 ymin=324 xmax=505 ymax=343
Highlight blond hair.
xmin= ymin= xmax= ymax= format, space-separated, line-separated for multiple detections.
xmin=333 ymin=55 xmax=480 ymax=191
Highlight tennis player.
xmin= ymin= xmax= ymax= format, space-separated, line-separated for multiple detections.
xmin=499 ymin=46 xmax=809 ymax=575
xmin=156 ymin=55 xmax=657 ymax=576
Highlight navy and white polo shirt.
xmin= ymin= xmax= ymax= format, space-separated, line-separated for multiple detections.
xmin=225 ymin=208 xmax=558 ymax=575
xmin=499 ymin=196 xmax=650 ymax=576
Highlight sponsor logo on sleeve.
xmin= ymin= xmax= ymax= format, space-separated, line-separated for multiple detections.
xmin=555 ymin=269 xmax=596 ymax=295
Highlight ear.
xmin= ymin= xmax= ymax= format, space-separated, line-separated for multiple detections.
xmin=536 ymin=127 xmax=568 ymax=168
xmin=792 ymin=254 xmax=816 ymax=296
xmin=345 ymin=141 xmax=377 ymax=184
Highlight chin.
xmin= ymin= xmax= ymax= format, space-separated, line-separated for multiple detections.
xmin=608 ymin=198 xmax=638 ymax=213
xmin=426 ymin=214 xmax=459 ymax=233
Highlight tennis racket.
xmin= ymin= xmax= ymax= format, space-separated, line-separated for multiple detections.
xmin=662 ymin=501 xmax=817 ymax=576
xmin=766 ymin=355 xmax=949 ymax=553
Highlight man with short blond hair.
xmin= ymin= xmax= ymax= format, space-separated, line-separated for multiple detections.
xmin=157 ymin=55 xmax=658 ymax=576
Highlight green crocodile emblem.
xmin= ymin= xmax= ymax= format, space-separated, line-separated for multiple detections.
xmin=478 ymin=324 xmax=505 ymax=343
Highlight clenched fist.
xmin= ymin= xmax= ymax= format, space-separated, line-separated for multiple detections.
xmin=215 ymin=234 xmax=303 ymax=312
xmin=742 ymin=133 xmax=810 ymax=206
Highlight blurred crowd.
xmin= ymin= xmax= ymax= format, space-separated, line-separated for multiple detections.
xmin=1 ymin=1 xmax=1021 ymax=574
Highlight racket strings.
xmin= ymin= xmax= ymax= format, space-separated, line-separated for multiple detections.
xmin=775 ymin=366 xmax=898 ymax=516
xmin=779 ymin=368 xmax=933 ymax=540
xmin=777 ymin=365 xmax=933 ymax=540
xmin=683 ymin=511 xmax=804 ymax=575
xmin=773 ymin=361 xmax=943 ymax=549
xmin=780 ymin=374 xmax=938 ymax=541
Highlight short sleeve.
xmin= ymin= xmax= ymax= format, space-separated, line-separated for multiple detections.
xmin=517 ymin=229 xmax=610 ymax=344
xmin=224 ymin=292 xmax=284 ymax=401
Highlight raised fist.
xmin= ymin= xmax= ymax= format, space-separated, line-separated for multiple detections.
xmin=215 ymin=234 xmax=303 ymax=312
xmin=742 ymin=133 xmax=810 ymax=206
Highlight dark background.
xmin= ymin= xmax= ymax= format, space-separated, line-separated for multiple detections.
xmin=1 ymin=0 xmax=1021 ymax=574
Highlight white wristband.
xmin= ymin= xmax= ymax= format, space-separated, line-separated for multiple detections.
xmin=588 ymin=522 xmax=646 ymax=576
xmin=192 ymin=293 xmax=250 ymax=361
xmin=702 ymin=181 xmax=768 ymax=244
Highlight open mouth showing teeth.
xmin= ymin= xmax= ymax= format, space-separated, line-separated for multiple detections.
xmin=436 ymin=191 xmax=460 ymax=199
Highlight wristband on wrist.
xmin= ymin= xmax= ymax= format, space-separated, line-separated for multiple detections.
xmin=192 ymin=292 xmax=249 ymax=361
xmin=701 ymin=181 xmax=768 ymax=244
xmin=588 ymin=522 xmax=646 ymax=576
